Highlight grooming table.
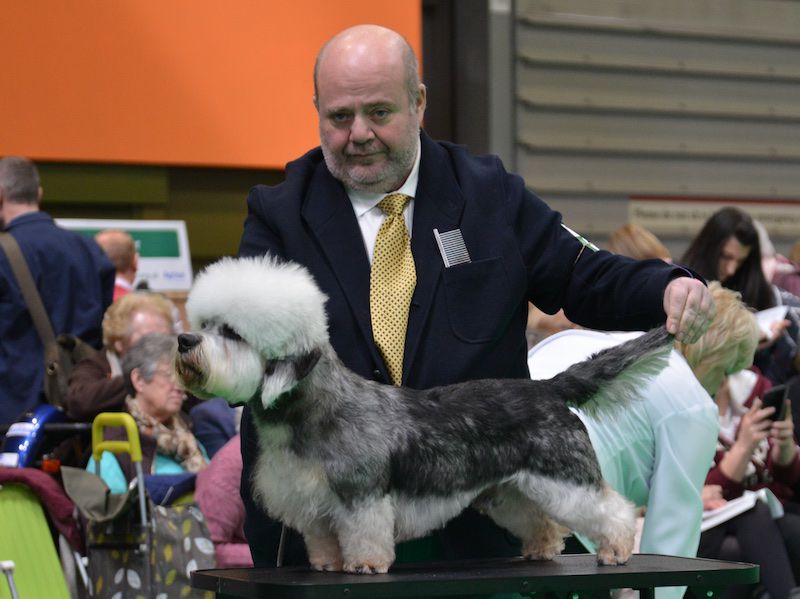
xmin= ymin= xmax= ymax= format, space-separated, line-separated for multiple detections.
xmin=192 ymin=553 xmax=758 ymax=598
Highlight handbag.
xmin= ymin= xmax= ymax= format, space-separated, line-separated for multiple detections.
xmin=62 ymin=466 xmax=215 ymax=599
xmin=0 ymin=232 xmax=97 ymax=408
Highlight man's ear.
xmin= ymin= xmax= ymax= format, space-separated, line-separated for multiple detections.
xmin=415 ymin=83 xmax=427 ymax=121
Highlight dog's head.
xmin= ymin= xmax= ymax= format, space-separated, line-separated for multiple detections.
xmin=175 ymin=256 xmax=328 ymax=408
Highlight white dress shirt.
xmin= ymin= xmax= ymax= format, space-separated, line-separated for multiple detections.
xmin=346 ymin=139 xmax=421 ymax=264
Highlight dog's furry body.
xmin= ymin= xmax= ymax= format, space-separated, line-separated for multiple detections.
xmin=176 ymin=256 xmax=673 ymax=574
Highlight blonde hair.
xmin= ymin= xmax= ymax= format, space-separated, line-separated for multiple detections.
xmin=678 ymin=281 xmax=759 ymax=383
xmin=607 ymin=223 xmax=671 ymax=262
xmin=102 ymin=292 xmax=174 ymax=349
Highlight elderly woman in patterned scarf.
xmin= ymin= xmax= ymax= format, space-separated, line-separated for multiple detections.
xmin=88 ymin=334 xmax=207 ymax=493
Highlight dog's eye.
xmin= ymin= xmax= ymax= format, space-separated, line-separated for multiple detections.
xmin=219 ymin=324 xmax=242 ymax=341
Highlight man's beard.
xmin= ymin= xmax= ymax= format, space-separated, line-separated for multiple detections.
xmin=322 ymin=127 xmax=419 ymax=193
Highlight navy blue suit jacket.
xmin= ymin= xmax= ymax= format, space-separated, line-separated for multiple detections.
xmin=0 ymin=212 xmax=114 ymax=425
xmin=238 ymin=132 xmax=688 ymax=566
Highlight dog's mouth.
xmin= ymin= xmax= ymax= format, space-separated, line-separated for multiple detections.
xmin=174 ymin=356 xmax=207 ymax=388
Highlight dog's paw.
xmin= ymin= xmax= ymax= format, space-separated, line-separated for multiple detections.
xmin=343 ymin=560 xmax=390 ymax=574
xmin=522 ymin=538 xmax=564 ymax=561
xmin=596 ymin=540 xmax=633 ymax=566
xmin=310 ymin=559 xmax=343 ymax=572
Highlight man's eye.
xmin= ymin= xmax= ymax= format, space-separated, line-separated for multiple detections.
xmin=219 ymin=324 xmax=242 ymax=341
xmin=372 ymin=109 xmax=389 ymax=119
xmin=331 ymin=113 xmax=351 ymax=123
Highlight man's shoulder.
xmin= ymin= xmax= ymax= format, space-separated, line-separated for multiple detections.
xmin=423 ymin=133 xmax=504 ymax=174
xmin=419 ymin=134 xmax=517 ymax=202
xmin=248 ymin=147 xmax=325 ymax=201
xmin=9 ymin=212 xmax=109 ymax=269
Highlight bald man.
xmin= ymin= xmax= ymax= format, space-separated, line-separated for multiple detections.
xmin=237 ymin=24 xmax=715 ymax=569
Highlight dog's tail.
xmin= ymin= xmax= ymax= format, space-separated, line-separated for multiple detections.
xmin=550 ymin=325 xmax=673 ymax=417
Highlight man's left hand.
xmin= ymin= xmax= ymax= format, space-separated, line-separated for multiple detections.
xmin=663 ymin=277 xmax=715 ymax=344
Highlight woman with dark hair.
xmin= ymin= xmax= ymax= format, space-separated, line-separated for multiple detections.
xmin=682 ymin=207 xmax=799 ymax=384
xmin=681 ymin=207 xmax=774 ymax=311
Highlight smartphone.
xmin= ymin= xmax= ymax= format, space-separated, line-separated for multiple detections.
xmin=761 ymin=384 xmax=788 ymax=421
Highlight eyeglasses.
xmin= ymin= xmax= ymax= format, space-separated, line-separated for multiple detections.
xmin=151 ymin=367 xmax=177 ymax=383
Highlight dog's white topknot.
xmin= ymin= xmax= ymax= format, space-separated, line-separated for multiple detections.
xmin=186 ymin=256 xmax=329 ymax=358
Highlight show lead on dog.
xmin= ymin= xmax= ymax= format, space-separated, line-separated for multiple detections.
xmin=236 ymin=24 xmax=716 ymax=568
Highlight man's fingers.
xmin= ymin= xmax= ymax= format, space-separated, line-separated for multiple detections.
xmin=664 ymin=278 xmax=715 ymax=343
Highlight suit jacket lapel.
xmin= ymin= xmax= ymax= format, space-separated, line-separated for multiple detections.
xmin=404 ymin=134 xmax=465 ymax=382
xmin=300 ymin=166 xmax=379 ymax=364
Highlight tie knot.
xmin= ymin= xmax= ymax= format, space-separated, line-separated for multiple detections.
xmin=378 ymin=193 xmax=411 ymax=217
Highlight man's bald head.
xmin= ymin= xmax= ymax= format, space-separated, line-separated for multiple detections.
xmin=314 ymin=25 xmax=422 ymax=111
xmin=95 ymin=229 xmax=138 ymax=275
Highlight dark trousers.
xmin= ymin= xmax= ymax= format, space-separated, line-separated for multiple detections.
xmin=698 ymin=501 xmax=796 ymax=599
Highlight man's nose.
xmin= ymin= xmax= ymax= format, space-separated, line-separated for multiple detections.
xmin=349 ymin=115 xmax=374 ymax=143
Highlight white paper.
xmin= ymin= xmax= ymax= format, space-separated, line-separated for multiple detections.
xmin=701 ymin=488 xmax=783 ymax=532
xmin=756 ymin=306 xmax=789 ymax=339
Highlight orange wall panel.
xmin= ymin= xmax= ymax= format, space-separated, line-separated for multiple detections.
xmin=1 ymin=2 xmax=421 ymax=169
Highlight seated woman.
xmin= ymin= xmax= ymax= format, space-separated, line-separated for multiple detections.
xmin=681 ymin=207 xmax=800 ymax=384
xmin=88 ymin=334 xmax=207 ymax=494
xmin=698 ymin=366 xmax=800 ymax=598
xmin=68 ymin=291 xmax=236 ymax=457
xmin=66 ymin=291 xmax=174 ymax=421
xmin=606 ymin=222 xmax=672 ymax=263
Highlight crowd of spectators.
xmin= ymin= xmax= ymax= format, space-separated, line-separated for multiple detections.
xmin=525 ymin=208 xmax=800 ymax=599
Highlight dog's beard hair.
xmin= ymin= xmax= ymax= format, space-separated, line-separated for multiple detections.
xmin=186 ymin=334 xmax=265 ymax=403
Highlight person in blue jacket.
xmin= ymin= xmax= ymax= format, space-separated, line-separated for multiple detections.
xmin=0 ymin=156 xmax=114 ymax=425
xmin=236 ymin=24 xmax=716 ymax=567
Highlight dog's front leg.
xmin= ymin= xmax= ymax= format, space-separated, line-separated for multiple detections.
xmin=335 ymin=496 xmax=395 ymax=574
xmin=302 ymin=519 xmax=343 ymax=572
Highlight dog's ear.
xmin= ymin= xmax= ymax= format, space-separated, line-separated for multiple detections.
xmin=260 ymin=360 xmax=299 ymax=409
xmin=260 ymin=349 xmax=321 ymax=409
xmin=294 ymin=348 xmax=321 ymax=380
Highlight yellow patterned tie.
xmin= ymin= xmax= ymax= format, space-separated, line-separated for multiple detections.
xmin=370 ymin=193 xmax=416 ymax=385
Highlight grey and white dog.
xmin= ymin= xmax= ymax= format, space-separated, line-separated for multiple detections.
xmin=175 ymin=256 xmax=672 ymax=574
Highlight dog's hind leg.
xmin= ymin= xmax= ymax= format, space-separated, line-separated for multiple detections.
xmin=475 ymin=485 xmax=569 ymax=561
xmin=334 ymin=496 xmax=395 ymax=574
xmin=514 ymin=474 xmax=636 ymax=565
xmin=302 ymin=519 xmax=343 ymax=572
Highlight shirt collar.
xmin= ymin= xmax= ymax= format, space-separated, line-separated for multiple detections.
xmin=348 ymin=137 xmax=421 ymax=217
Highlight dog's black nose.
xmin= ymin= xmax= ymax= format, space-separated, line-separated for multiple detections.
xmin=177 ymin=333 xmax=201 ymax=354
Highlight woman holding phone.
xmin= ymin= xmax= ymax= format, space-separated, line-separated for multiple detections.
xmin=700 ymin=369 xmax=800 ymax=597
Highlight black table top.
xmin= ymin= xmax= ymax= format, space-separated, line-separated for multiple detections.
xmin=192 ymin=554 xmax=759 ymax=598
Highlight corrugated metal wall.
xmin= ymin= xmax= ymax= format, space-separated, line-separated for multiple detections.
xmin=513 ymin=0 xmax=800 ymax=250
